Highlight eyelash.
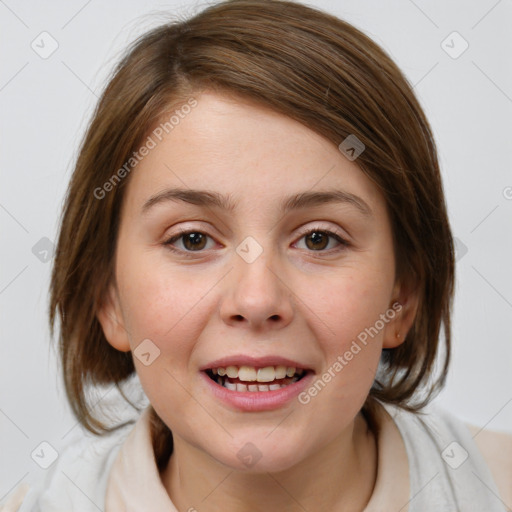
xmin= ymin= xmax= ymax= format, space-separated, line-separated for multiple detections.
xmin=163 ymin=225 xmax=349 ymax=258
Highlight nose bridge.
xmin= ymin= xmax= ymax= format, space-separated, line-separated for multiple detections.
xmin=220 ymin=234 xmax=294 ymax=328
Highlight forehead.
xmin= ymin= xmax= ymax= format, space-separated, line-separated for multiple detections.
xmin=122 ymin=91 xmax=385 ymax=218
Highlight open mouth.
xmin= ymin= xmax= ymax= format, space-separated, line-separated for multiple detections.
xmin=204 ymin=365 xmax=309 ymax=392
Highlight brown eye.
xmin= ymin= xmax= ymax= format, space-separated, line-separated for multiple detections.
xmin=164 ymin=231 xmax=214 ymax=253
xmin=304 ymin=231 xmax=329 ymax=251
xmin=182 ymin=232 xmax=207 ymax=251
xmin=294 ymin=228 xmax=349 ymax=253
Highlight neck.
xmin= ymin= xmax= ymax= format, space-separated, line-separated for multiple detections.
xmin=160 ymin=412 xmax=378 ymax=511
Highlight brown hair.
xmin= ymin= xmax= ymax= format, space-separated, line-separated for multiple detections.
xmin=49 ymin=0 xmax=454 ymax=464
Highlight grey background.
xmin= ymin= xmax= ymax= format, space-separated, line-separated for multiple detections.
xmin=1 ymin=0 xmax=511 ymax=498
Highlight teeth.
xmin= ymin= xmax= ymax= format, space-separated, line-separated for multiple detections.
xmin=257 ymin=367 xmax=275 ymax=382
xmin=238 ymin=366 xmax=257 ymax=381
xmin=210 ymin=365 xmax=304 ymax=382
xmin=275 ymin=365 xmax=287 ymax=379
xmin=220 ymin=379 xmax=298 ymax=392
xmin=225 ymin=380 xmax=237 ymax=391
xmin=226 ymin=366 xmax=238 ymax=378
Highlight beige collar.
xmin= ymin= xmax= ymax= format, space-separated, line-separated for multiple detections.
xmin=105 ymin=401 xmax=410 ymax=510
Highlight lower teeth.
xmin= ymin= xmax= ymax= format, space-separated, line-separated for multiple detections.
xmin=216 ymin=375 xmax=300 ymax=392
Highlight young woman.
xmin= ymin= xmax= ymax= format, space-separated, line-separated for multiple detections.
xmin=2 ymin=0 xmax=510 ymax=510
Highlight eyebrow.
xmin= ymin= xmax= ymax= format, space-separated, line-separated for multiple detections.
xmin=141 ymin=188 xmax=372 ymax=217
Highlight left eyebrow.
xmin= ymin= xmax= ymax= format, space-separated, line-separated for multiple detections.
xmin=141 ymin=188 xmax=372 ymax=217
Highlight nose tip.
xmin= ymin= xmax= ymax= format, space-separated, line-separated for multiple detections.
xmin=220 ymin=246 xmax=294 ymax=330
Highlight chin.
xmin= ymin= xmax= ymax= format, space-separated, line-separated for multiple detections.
xmin=205 ymin=436 xmax=307 ymax=474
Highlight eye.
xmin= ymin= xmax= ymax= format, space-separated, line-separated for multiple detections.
xmin=164 ymin=229 xmax=216 ymax=253
xmin=163 ymin=226 xmax=349 ymax=256
xmin=294 ymin=226 xmax=349 ymax=252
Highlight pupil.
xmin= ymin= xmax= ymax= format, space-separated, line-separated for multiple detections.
xmin=184 ymin=233 xmax=206 ymax=250
xmin=307 ymin=231 xmax=327 ymax=250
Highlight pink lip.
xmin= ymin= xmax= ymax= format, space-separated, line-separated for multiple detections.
xmin=200 ymin=355 xmax=312 ymax=371
xmin=200 ymin=370 xmax=315 ymax=412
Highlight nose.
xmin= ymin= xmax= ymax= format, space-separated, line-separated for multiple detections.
xmin=219 ymin=244 xmax=294 ymax=331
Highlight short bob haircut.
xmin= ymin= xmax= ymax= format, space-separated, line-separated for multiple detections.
xmin=49 ymin=0 xmax=454 ymax=465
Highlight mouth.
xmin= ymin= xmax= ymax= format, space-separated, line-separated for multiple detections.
xmin=204 ymin=365 xmax=309 ymax=392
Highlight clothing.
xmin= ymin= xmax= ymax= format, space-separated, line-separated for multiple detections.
xmin=1 ymin=400 xmax=508 ymax=511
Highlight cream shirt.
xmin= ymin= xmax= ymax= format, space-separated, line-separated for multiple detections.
xmin=1 ymin=400 xmax=508 ymax=511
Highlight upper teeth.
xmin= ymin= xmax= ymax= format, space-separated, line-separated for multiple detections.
xmin=212 ymin=365 xmax=303 ymax=382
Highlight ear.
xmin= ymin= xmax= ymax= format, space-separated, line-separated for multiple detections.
xmin=382 ymin=276 xmax=420 ymax=349
xmin=96 ymin=282 xmax=131 ymax=352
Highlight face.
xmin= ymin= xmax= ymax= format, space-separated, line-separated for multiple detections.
xmin=98 ymin=91 xmax=414 ymax=473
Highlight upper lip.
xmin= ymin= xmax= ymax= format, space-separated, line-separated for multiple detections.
xmin=200 ymin=355 xmax=313 ymax=372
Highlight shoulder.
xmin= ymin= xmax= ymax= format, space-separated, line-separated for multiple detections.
xmin=0 ymin=419 xmax=136 ymax=512
xmin=379 ymin=400 xmax=512 ymax=509
xmin=466 ymin=423 xmax=512 ymax=507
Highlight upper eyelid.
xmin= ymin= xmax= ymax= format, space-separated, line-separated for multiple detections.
xmin=166 ymin=222 xmax=347 ymax=239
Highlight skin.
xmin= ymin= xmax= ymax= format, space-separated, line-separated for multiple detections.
xmin=98 ymin=91 xmax=418 ymax=511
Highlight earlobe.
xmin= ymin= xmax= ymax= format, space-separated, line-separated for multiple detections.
xmin=96 ymin=283 xmax=131 ymax=352
xmin=383 ymin=279 xmax=420 ymax=349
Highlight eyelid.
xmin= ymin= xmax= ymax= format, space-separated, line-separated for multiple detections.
xmin=292 ymin=224 xmax=351 ymax=253
xmin=294 ymin=223 xmax=349 ymax=242
xmin=163 ymin=221 xmax=350 ymax=257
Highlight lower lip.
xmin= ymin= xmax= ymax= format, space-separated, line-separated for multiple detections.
xmin=200 ymin=371 xmax=315 ymax=412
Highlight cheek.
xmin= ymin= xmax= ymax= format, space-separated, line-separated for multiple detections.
xmin=116 ymin=254 xmax=217 ymax=423
xmin=116 ymin=250 xmax=215 ymax=362
xmin=308 ymin=268 xmax=393 ymax=345
xmin=298 ymin=265 xmax=394 ymax=403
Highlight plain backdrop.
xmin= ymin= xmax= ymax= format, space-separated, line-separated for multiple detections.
xmin=1 ymin=0 xmax=511 ymax=497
